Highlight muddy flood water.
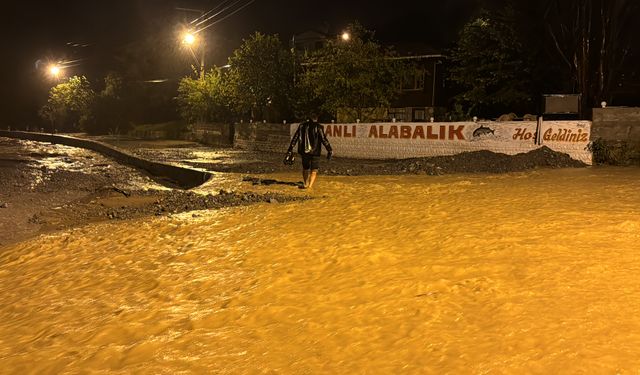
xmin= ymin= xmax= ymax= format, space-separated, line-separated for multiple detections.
xmin=1 ymin=167 xmax=640 ymax=373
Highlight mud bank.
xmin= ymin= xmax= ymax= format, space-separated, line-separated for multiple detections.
xmin=100 ymin=137 xmax=587 ymax=175
xmin=0 ymin=130 xmax=212 ymax=189
xmin=0 ymin=138 xmax=303 ymax=247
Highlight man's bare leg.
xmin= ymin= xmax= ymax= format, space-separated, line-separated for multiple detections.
xmin=302 ymin=169 xmax=310 ymax=187
xmin=307 ymin=170 xmax=318 ymax=188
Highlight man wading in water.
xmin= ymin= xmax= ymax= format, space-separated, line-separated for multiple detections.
xmin=285 ymin=115 xmax=333 ymax=189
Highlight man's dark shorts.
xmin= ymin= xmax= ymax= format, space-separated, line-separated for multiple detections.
xmin=301 ymin=154 xmax=320 ymax=170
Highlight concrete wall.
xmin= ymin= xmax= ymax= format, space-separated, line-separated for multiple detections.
xmin=0 ymin=131 xmax=212 ymax=189
xmin=129 ymin=123 xmax=234 ymax=147
xmin=290 ymin=121 xmax=593 ymax=165
xmin=128 ymin=129 xmax=171 ymax=140
xmin=233 ymin=122 xmax=291 ymax=153
xmin=592 ymin=107 xmax=640 ymax=143
xmin=183 ymin=123 xmax=234 ymax=147
xmin=230 ymin=120 xmax=592 ymax=164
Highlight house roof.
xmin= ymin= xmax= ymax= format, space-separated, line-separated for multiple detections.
xmin=391 ymin=42 xmax=442 ymax=57
xmin=291 ymin=30 xmax=445 ymax=58
xmin=293 ymin=27 xmax=330 ymax=40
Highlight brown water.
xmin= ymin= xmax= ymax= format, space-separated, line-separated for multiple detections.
xmin=1 ymin=167 xmax=640 ymax=373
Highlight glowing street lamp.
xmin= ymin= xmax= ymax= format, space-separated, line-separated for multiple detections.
xmin=49 ymin=64 xmax=61 ymax=78
xmin=183 ymin=32 xmax=196 ymax=45
xmin=341 ymin=31 xmax=351 ymax=42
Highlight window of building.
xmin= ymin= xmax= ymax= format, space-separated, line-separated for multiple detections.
xmin=402 ymin=69 xmax=426 ymax=91
xmin=412 ymin=108 xmax=426 ymax=121
xmin=388 ymin=108 xmax=406 ymax=121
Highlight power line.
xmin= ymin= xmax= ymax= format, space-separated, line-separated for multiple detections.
xmin=194 ymin=0 xmax=258 ymax=34
xmin=192 ymin=0 xmax=247 ymax=29
xmin=188 ymin=0 xmax=234 ymax=24
xmin=41 ymin=0 xmax=259 ymax=78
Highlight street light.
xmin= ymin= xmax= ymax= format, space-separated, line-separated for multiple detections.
xmin=48 ymin=64 xmax=61 ymax=79
xmin=183 ymin=32 xmax=196 ymax=45
xmin=341 ymin=31 xmax=351 ymax=42
xmin=177 ymin=7 xmax=208 ymax=79
xmin=180 ymin=30 xmax=205 ymax=79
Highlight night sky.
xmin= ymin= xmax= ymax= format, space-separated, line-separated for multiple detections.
xmin=4 ymin=0 xmax=480 ymax=125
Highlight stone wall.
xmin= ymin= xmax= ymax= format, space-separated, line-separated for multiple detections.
xmin=591 ymin=107 xmax=640 ymax=162
xmin=592 ymin=107 xmax=640 ymax=143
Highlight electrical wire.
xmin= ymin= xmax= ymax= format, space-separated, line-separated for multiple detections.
xmin=192 ymin=0 xmax=246 ymax=29
xmin=194 ymin=0 xmax=257 ymax=33
xmin=41 ymin=0 xmax=258 ymax=80
xmin=188 ymin=0 xmax=234 ymax=25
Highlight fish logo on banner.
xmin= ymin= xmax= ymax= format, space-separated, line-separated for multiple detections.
xmin=472 ymin=125 xmax=495 ymax=139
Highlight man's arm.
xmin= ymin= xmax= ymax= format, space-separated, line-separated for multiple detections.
xmin=287 ymin=125 xmax=301 ymax=153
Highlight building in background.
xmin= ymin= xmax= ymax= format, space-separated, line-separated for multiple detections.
xmin=292 ymin=31 xmax=448 ymax=122
xmin=388 ymin=43 xmax=446 ymax=122
xmin=292 ymin=28 xmax=330 ymax=52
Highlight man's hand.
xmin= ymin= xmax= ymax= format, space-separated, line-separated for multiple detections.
xmin=327 ymin=151 xmax=333 ymax=161
xmin=283 ymin=151 xmax=294 ymax=165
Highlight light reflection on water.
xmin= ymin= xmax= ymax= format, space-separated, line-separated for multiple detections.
xmin=2 ymin=140 xmax=171 ymax=192
xmin=2 ymin=167 xmax=640 ymax=373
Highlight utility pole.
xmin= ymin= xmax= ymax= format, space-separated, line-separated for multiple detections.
xmin=200 ymin=36 xmax=205 ymax=80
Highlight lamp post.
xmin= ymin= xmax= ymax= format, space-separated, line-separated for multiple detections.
xmin=39 ymin=63 xmax=62 ymax=134
xmin=431 ymin=60 xmax=439 ymax=108
xmin=177 ymin=7 xmax=207 ymax=80
xmin=182 ymin=31 xmax=205 ymax=79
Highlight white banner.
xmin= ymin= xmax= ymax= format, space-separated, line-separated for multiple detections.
xmin=539 ymin=121 xmax=592 ymax=164
xmin=290 ymin=121 xmax=592 ymax=165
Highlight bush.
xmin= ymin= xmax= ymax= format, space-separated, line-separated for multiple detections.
xmin=588 ymin=138 xmax=633 ymax=165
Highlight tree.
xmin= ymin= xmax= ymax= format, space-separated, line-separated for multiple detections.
xmin=543 ymin=0 xmax=640 ymax=113
xmin=39 ymin=76 xmax=95 ymax=132
xmin=83 ymin=72 xmax=131 ymax=135
xmin=300 ymin=23 xmax=406 ymax=121
xmin=226 ymin=32 xmax=294 ymax=121
xmin=448 ymin=7 xmax=535 ymax=117
xmin=176 ymin=67 xmax=235 ymax=124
